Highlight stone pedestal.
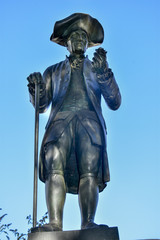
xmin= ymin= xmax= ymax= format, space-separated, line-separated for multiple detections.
xmin=28 ymin=226 xmax=119 ymax=240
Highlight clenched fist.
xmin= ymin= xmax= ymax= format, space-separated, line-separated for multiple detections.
xmin=27 ymin=72 xmax=45 ymax=95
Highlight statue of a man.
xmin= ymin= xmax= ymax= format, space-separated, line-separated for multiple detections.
xmin=27 ymin=13 xmax=121 ymax=231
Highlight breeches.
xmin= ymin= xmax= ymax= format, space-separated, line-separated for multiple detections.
xmin=44 ymin=116 xmax=102 ymax=180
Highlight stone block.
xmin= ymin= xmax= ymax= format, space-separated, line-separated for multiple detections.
xmin=28 ymin=226 xmax=119 ymax=240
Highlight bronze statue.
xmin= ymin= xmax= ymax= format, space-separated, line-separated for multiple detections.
xmin=27 ymin=13 xmax=121 ymax=231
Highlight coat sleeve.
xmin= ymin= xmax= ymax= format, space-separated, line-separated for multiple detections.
xmin=29 ymin=66 xmax=53 ymax=113
xmin=97 ymin=68 xmax=121 ymax=110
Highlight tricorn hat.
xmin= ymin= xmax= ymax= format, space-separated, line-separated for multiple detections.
xmin=50 ymin=13 xmax=104 ymax=48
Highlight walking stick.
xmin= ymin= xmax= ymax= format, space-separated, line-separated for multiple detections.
xmin=33 ymin=80 xmax=40 ymax=228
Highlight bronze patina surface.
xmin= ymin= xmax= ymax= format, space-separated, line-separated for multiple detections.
xmin=27 ymin=13 xmax=121 ymax=232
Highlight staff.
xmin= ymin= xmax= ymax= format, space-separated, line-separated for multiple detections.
xmin=33 ymin=79 xmax=40 ymax=228
xmin=27 ymin=72 xmax=43 ymax=228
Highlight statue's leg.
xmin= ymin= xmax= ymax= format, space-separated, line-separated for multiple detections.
xmin=44 ymin=126 xmax=72 ymax=231
xmin=45 ymin=173 xmax=66 ymax=230
xmin=79 ymin=175 xmax=99 ymax=229
xmin=76 ymin=120 xmax=101 ymax=229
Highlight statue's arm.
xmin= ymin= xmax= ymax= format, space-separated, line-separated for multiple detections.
xmin=92 ymin=48 xmax=121 ymax=110
xmin=27 ymin=66 xmax=53 ymax=113
xmin=97 ymin=68 xmax=121 ymax=110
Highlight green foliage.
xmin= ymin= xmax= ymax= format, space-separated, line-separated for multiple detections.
xmin=0 ymin=208 xmax=48 ymax=240
xmin=26 ymin=212 xmax=48 ymax=233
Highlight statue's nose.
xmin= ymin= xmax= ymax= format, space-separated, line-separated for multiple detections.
xmin=77 ymin=34 xmax=83 ymax=40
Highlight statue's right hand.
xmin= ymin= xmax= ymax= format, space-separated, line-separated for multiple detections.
xmin=27 ymin=72 xmax=44 ymax=95
xmin=27 ymin=72 xmax=43 ymax=85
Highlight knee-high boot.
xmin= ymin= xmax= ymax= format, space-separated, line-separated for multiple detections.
xmin=45 ymin=174 xmax=66 ymax=231
xmin=78 ymin=176 xmax=99 ymax=229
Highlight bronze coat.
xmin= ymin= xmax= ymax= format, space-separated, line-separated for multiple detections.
xmin=29 ymin=56 xmax=121 ymax=193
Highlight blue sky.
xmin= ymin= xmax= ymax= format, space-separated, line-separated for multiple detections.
xmin=0 ymin=0 xmax=160 ymax=239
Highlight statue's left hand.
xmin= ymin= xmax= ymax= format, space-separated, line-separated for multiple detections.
xmin=92 ymin=47 xmax=108 ymax=74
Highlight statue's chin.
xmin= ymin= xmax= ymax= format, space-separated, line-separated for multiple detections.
xmin=75 ymin=50 xmax=84 ymax=54
xmin=73 ymin=48 xmax=86 ymax=55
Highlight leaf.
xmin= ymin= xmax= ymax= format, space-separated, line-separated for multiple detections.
xmin=3 ymin=230 xmax=8 ymax=235
xmin=0 ymin=214 xmax=7 ymax=222
xmin=17 ymin=233 xmax=27 ymax=240
xmin=9 ymin=229 xmax=16 ymax=232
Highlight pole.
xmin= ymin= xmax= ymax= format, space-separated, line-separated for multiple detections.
xmin=33 ymin=81 xmax=40 ymax=228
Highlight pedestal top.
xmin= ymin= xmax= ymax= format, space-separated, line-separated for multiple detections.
xmin=28 ymin=226 xmax=119 ymax=240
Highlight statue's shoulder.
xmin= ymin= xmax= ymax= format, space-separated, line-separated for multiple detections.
xmin=85 ymin=55 xmax=91 ymax=61
xmin=84 ymin=56 xmax=92 ymax=66
xmin=43 ymin=60 xmax=66 ymax=78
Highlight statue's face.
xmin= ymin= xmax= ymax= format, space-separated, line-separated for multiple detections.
xmin=67 ymin=30 xmax=88 ymax=54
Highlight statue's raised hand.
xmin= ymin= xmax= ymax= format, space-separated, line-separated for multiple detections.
xmin=92 ymin=47 xmax=108 ymax=74
xmin=27 ymin=72 xmax=44 ymax=95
